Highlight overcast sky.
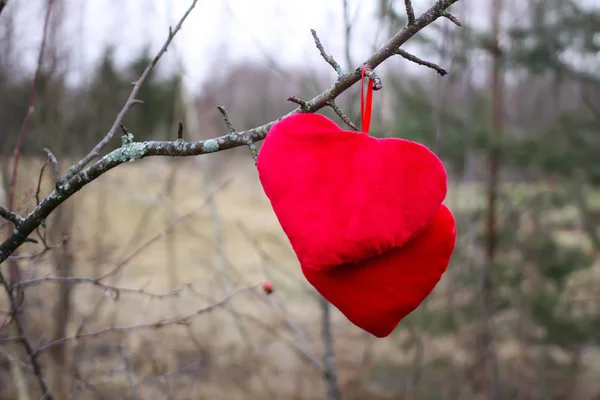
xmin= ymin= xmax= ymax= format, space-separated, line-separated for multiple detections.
xmin=17 ymin=0 xmax=591 ymax=92
xmin=6 ymin=1 xmax=497 ymax=89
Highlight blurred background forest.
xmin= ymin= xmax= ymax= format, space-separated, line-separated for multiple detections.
xmin=1 ymin=0 xmax=600 ymax=399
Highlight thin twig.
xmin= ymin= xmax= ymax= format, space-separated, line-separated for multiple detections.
xmin=396 ymin=48 xmax=448 ymax=75
xmin=236 ymin=222 xmax=323 ymax=371
xmin=35 ymin=161 xmax=48 ymax=205
xmin=43 ymin=148 xmax=62 ymax=187
xmin=287 ymin=96 xmax=311 ymax=111
xmin=96 ymin=179 xmax=230 ymax=281
xmin=362 ymin=67 xmax=383 ymax=90
xmin=7 ymin=239 xmax=66 ymax=261
xmin=405 ymin=0 xmax=416 ymax=25
xmin=120 ymin=122 xmax=130 ymax=136
xmin=134 ymin=360 xmax=203 ymax=388
xmin=311 ymin=29 xmax=343 ymax=77
xmin=327 ymin=101 xmax=358 ymax=130
xmin=0 ymin=346 xmax=34 ymax=373
xmin=216 ymin=106 xmax=237 ymax=134
xmin=177 ymin=121 xmax=184 ymax=139
xmin=321 ymin=297 xmax=342 ymax=400
xmin=14 ymin=276 xmax=189 ymax=299
xmin=9 ymin=293 xmax=53 ymax=398
xmin=0 ymin=0 xmax=462 ymax=266
xmin=1 ymin=6 xmax=56 ymax=395
xmin=65 ymin=0 xmax=200 ymax=179
xmin=6 ymin=0 xmax=54 ymax=287
xmin=120 ymin=341 xmax=138 ymax=399
xmin=245 ymin=140 xmax=259 ymax=163
xmin=441 ymin=11 xmax=462 ymax=26
xmin=0 ymin=313 xmax=11 ymax=331
xmin=29 ymin=284 xmax=258 ymax=355
xmin=34 ymin=160 xmax=50 ymax=248
xmin=217 ymin=106 xmax=258 ymax=162
xmin=0 ymin=207 xmax=24 ymax=226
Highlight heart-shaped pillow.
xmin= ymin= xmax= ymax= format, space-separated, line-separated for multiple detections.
xmin=257 ymin=113 xmax=448 ymax=272
xmin=302 ymin=204 xmax=456 ymax=338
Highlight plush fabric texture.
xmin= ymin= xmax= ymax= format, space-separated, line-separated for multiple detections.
xmin=302 ymin=204 xmax=456 ymax=338
xmin=257 ymin=113 xmax=448 ymax=272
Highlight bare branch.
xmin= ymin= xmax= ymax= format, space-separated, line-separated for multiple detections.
xmin=321 ymin=297 xmax=342 ymax=400
xmin=0 ymin=0 xmax=7 ymax=17
xmin=133 ymin=360 xmax=203 ymax=389
xmin=405 ymin=0 xmax=416 ymax=25
xmin=34 ymin=162 xmax=51 ymax=249
xmin=216 ymin=105 xmax=237 ymax=134
xmin=0 ymin=0 xmax=462 ymax=266
xmin=177 ymin=121 xmax=184 ymax=139
xmin=7 ymin=239 xmax=66 ymax=261
xmin=0 ymin=207 xmax=24 ymax=227
xmin=35 ymin=161 xmax=48 ymax=205
xmin=66 ymin=0 xmax=199 ymax=179
xmin=2 ymin=283 xmax=53 ymax=398
xmin=96 ymin=179 xmax=230 ymax=282
xmin=217 ymin=106 xmax=258 ymax=162
xmin=236 ymin=222 xmax=324 ymax=371
xmin=245 ymin=140 xmax=259 ymax=163
xmin=43 ymin=148 xmax=62 ymax=187
xmin=120 ymin=341 xmax=137 ymax=398
xmin=14 ymin=276 xmax=189 ymax=299
xmin=395 ymin=48 xmax=448 ymax=75
xmin=0 ymin=346 xmax=34 ymax=374
xmin=327 ymin=100 xmax=358 ymax=130
xmin=29 ymin=284 xmax=258 ymax=355
xmin=6 ymin=0 xmax=54 ymax=292
xmin=311 ymin=29 xmax=344 ymax=77
xmin=362 ymin=67 xmax=383 ymax=90
xmin=287 ymin=96 xmax=311 ymax=111
xmin=441 ymin=11 xmax=462 ymax=26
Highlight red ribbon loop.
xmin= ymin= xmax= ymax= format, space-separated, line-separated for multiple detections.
xmin=361 ymin=66 xmax=373 ymax=134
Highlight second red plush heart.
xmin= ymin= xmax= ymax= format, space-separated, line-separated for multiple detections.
xmin=302 ymin=204 xmax=456 ymax=338
xmin=257 ymin=113 xmax=448 ymax=272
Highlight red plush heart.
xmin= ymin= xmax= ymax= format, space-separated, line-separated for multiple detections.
xmin=302 ymin=204 xmax=456 ymax=338
xmin=257 ymin=113 xmax=448 ymax=272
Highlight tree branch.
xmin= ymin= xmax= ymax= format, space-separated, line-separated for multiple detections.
xmin=0 ymin=207 xmax=24 ymax=227
xmin=311 ymin=29 xmax=344 ymax=77
xmin=441 ymin=11 xmax=462 ymax=26
xmin=43 ymin=148 xmax=63 ymax=188
xmin=362 ymin=67 xmax=383 ymax=90
xmin=395 ymin=48 xmax=448 ymax=75
xmin=65 ymin=0 xmax=199 ymax=179
xmin=287 ymin=96 xmax=311 ymax=111
xmin=404 ymin=0 xmax=416 ymax=25
xmin=13 ymin=276 xmax=189 ymax=299
xmin=0 ymin=269 xmax=53 ymax=398
xmin=0 ymin=0 xmax=461 ymax=266
xmin=26 ymin=284 xmax=257 ymax=355
xmin=327 ymin=100 xmax=358 ymax=130
xmin=217 ymin=106 xmax=258 ymax=162
xmin=321 ymin=296 xmax=342 ymax=400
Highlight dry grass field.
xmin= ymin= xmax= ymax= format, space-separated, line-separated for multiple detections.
xmin=0 ymin=154 xmax=426 ymax=399
xmin=2 ymin=154 xmax=600 ymax=399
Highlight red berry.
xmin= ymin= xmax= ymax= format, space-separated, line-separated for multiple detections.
xmin=262 ymin=281 xmax=274 ymax=295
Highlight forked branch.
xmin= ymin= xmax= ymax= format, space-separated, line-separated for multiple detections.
xmin=0 ymin=0 xmax=462 ymax=267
